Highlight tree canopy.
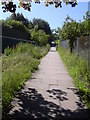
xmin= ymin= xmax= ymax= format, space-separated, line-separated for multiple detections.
xmin=5 ymin=12 xmax=52 ymax=35
xmin=58 ymin=12 xmax=90 ymax=53
xmin=6 ymin=13 xmax=29 ymax=27
xmin=2 ymin=12 xmax=52 ymax=48
xmin=32 ymin=18 xmax=51 ymax=34
xmin=1 ymin=0 xmax=78 ymax=13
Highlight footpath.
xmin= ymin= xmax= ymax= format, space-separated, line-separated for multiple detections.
xmin=8 ymin=47 xmax=89 ymax=120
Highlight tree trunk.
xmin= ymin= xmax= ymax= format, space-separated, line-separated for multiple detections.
xmin=69 ymin=39 xmax=74 ymax=53
xmin=70 ymin=47 xmax=73 ymax=53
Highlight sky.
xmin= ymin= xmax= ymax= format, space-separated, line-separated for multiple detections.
xmin=0 ymin=1 xmax=89 ymax=29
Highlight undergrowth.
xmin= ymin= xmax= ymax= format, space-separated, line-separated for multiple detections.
xmin=2 ymin=43 xmax=50 ymax=115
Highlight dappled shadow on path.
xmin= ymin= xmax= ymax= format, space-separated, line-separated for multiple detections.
xmin=6 ymin=88 xmax=89 ymax=120
xmin=67 ymin=87 xmax=89 ymax=109
xmin=47 ymin=89 xmax=68 ymax=101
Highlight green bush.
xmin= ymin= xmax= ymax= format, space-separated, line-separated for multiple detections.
xmin=31 ymin=28 xmax=49 ymax=46
xmin=6 ymin=20 xmax=29 ymax=33
xmin=58 ymin=47 xmax=90 ymax=108
xmin=38 ymin=30 xmax=49 ymax=46
xmin=2 ymin=20 xmax=30 ymax=40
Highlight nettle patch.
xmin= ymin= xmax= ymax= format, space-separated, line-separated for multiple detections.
xmin=1 ymin=0 xmax=77 ymax=12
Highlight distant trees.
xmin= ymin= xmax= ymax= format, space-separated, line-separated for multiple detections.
xmin=6 ymin=13 xmax=29 ymax=27
xmin=32 ymin=18 xmax=52 ymax=34
xmin=6 ymin=13 xmax=52 ymax=35
xmin=7 ymin=20 xmax=29 ymax=33
xmin=2 ymin=13 xmax=52 ymax=48
xmin=2 ymin=19 xmax=30 ymax=39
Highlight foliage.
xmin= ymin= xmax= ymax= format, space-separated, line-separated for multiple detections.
xmin=7 ymin=20 xmax=28 ymax=32
xmin=31 ymin=26 xmax=49 ymax=46
xmin=77 ymin=21 xmax=89 ymax=37
xmin=58 ymin=47 xmax=90 ymax=109
xmin=59 ymin=16 xmax=78 ymax=53
xmin=58 ymin=13 xmax=90 ymax=53
xmin=2 ymin=43 xmax=50 ymax=116
xmin=2 ymin=16 xmax=52 ymax=49
xmin=2 ymin=20 xmax=30 ymax=39
xmin=28 ymin=21 xmax=33 ymax=29
xmin=38 ymin=30 xmax=49 ymax=46
xmin=30 ymin=25 xmax=39 ymax=42
xmin=57 ymin=27 xmax=62 ymax=41
xmin=6 ymin=13 xmax=29 ymax=27
xmin=5 ymin=13 xmax=52 ymax=35
xmin=32 ymin=18 xmax=52 ymax=34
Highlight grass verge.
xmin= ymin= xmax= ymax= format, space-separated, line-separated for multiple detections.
xmin=2 ymin=43 xmax=50 ymax=115
xmin=58 ymin=46 xmax=90 ymax=109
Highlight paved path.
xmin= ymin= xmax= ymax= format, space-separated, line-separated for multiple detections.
xmin=8 ymin=47 xmax=89 ymax=120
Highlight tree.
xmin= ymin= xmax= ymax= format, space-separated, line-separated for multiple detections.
xmin=31 ymin=25 xmax=39 ymax=42
xmin=58 ymin=27 xmax=63 ymax=41
xmin=32 ymin=18 xmax=52 ymax=34
xmin=6 ymin=13 xmax=29 ymax=27
xmin=58 ymin=12 xmax=90 ymax=53
xmin=38 ymin=30 xmax=49 ymax=46
xmin=78 ymin=12 xmax=90 ymax=36
xmin=31 ymin=25 xmax=49 ymax=46
xmin=6 ymin=12 xmax=16 ymax=21
xmin=2 ymin=20 xmax=30 ymax=39
xmin=59 ymin=16 xmax=78 ymax=53
xmin=28 ymin=21 xmax=33 ymax=29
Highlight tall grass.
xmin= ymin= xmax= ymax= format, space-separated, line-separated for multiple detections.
xmin=2 ymin=43 xmax=50 ymax=114
xmin=58 ymin=47 xmax=90 ymax=109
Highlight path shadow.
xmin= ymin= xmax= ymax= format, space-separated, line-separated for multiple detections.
xmin=5 ymin=88 xmax=89 ymax=120
xmin=47 ymin=89 xmax=68 ymax=101
xmin=67 ymin=87 xmax=88 ymax=109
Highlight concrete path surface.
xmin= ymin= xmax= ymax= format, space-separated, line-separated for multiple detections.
xmin=8 ymin=47 xmax=89 ymax=120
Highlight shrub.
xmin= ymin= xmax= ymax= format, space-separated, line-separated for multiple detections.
xmin=31 ymin=29 xmax=49 ymax=46
xmin=2 ymin=20 xmax=30 ymax=40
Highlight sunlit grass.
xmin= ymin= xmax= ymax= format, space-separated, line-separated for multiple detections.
xmin=58 ymin=46 xmax=90 ymax=109
xmin=2 ymin=43 xmax=50 ymax=114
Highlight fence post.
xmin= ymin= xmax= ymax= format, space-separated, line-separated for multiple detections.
xmin=0 ymin=19 xmax=2 ymax=120
xmin=77 ymin=37 xmax=80 ymax=56
xmin=88 ymin=1 xmax=90 ymax=70
xmin=88 ymin=35 xmax=90 ymax=70
xmin=0 ymin=25 xmax=2 ymax=54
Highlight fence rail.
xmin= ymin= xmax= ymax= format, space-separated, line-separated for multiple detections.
xmin=0 ymin=36 xmax=37 ymax=53
xmin=0 ymin=36 xmax=37 ymax=44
